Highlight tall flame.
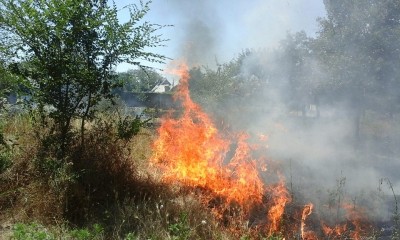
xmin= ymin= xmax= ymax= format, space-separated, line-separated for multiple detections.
xmin=151 ymin=63 xmax=264 ymax=209
xmin=149 ymin=62 xmax=370 ymax=238
xmin=301 ymin=204 xmax=318 ymax=240
xmin=267 ymin=180 xmax=291 ymax=235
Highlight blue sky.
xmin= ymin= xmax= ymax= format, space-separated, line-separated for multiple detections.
xmin=114 ymin=0 xmax=326 ymax=74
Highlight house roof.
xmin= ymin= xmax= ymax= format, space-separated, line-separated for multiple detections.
xmin=159 ymin=79 xmax=171 ymax=86
xmin=151 ymin=79 xmax=172 ymax=93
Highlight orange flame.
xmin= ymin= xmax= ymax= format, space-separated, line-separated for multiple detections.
xmin=151 ymin=63 xmax=264 ymax=210
xmin=322 ymin=222 xmax=347 ymax=238
xmin=321 ymin=203 xmax=369 ymax=239
xmin=149 ymin=61 xmax=374 ymax=238
xmin=301 ymin=204 xmax=318 ymax=240
xmin=267 ymin=180 xmax=291 ymax=236
xmin=343 ymin=203 xmax=369 ymax=240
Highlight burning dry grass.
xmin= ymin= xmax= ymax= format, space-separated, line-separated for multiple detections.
xmin=149 ymin=62 xmax=385 ymax=239
xmin=0 ymin=69 xmax=397 ymax=239
xmin=0 ymin=110 xmax=237 ymax=239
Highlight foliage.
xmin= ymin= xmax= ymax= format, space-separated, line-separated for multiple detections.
xmin=314 ymin=0 xmax=400 ymax=139
xmin=0 ymin=149 xmax=12 ymax=173
xmin=117 ymin=114 xmax=150 ymax=141
xmin=12 ymin=222 xmax=55 ymax=240
xmin=11 ymin=222 xmax=104 ymax=240
xmin=115 ymin=67 xmax=169 ymax=104
xmin=188 ymin=50 xmax=256 ymax=111
xmin=69 ymin=224 xmax=104 ymax=240
xmin=187 ymin=0 xmax=400 ymax=138
xmin=117 ymin=68 xmax=167 ymax=93
xmin=0 ymin=0 xmax=168 ymax=157
xmin=0 ymin=62 xmax=25 ymax=101
xmin=168 ymin=212 xmax=191 ymax=240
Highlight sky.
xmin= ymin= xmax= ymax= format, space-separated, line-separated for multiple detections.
xmin=114 ymin=0 xmax=327 ymax=77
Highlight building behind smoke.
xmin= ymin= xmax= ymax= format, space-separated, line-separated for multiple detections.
xmin=117 ymin=78 xmax=175 ymax=111
xmin=151 ymin=79 xmax=172 ymax=93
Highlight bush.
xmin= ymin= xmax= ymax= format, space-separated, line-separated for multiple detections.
xmin=168 ymin=212 xmax=191 ymax=240
xmin=12 ymin=222 xmax=54 ymax=240
xmin=117 ymin=115 xmax=150 ymax=141
xmin=0 ymin=150 xmax=12 ymax=173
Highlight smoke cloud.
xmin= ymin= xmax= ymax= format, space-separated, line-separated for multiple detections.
xmin=152 ymin=0 xmax=398 ymax=224
xmin=150 ymin=0 xmax=325 ymax=67
xmin=236 ymin=48 xmax=395 ymax=222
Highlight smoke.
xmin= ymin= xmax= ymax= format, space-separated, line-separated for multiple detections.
xmin=154 ymin=0 xmax=222 ymax=67
xmin=151 ymin=0 xmax=325 ymax=67
xmin=154 ymin=0 xmax=398 ymax=223
xmin=182 ymin=19 xmax=218 ymax=67
xmin=235 ymin=49 xmax=395 ymax=222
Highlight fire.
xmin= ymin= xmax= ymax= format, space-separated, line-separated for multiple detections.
xmin=266 ymin=180 xmax=291 ymax=235
xmin=149 ymin=62 xmax=372 ymax=239
xmin=322 ymin=222 xmax=347 ymax=238
xmin=343 ymin=203 xmax=369 ymax=240
xmin=321 ymin=203 xmax=370 ymax=239
xmin=151 ymin=63 xmax=264 ymax=210
xmin=301 ymin=204 xmax=318 ymax=240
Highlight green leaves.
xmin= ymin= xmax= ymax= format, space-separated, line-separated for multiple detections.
xmin=0 ymin=0 xmax=168 ymax=156
xmin=117 ymin=68 xmax=166 ymax=93
xmin=316 ymin=0 xmax=400 ymax=106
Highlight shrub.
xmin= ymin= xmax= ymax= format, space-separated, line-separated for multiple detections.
xmin=12 ymin=222 xmax=55 ymax=240
xmin=117 ymin=115 xmax=151 ymax=141
xmin=0 ymin=150 xmax=12 ymax=173
xmin=168 ymin=212 xmax=191 ymax=240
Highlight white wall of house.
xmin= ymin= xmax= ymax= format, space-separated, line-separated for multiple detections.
xmin=151 ymin=80 xmax=171 ymax=93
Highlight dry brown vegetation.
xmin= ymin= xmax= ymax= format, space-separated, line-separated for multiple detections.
xmin=0 ymin=111 xmax=237 ymax=239
xmin=0 ymin=109 xmax=398 ymax=239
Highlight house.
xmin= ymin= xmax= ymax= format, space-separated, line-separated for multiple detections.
xmin=151 ymin=79 xmax=172 ymax=93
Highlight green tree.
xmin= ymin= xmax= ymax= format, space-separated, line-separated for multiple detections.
xmin=188 ymin=50 xmax=269 ymax=129
xmin=117 ymin=68 xmax=166 ymax=93
xmin=0 ymin=62 xmax=17 ymax=101
xmin=279 ymin=31 xmax=320 ymax=117
xmin=0 ymin=36 xmax=27 ymax=104
xmin=0 ymin=0 xmax=167 ymax=157
xmin=315 ymin=0 xmax=400 ymax=141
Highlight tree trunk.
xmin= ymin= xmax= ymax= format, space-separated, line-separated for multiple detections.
xmin=81 ymin=93 xmax=92 ymax=146
xmin=59 ymin=117 xmax=71 ymax=160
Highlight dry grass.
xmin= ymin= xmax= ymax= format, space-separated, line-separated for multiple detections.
xmin=1 ymin=110 xmax=393 ymax=239
xmin=0 ymin=111 xmax=239 ymax=239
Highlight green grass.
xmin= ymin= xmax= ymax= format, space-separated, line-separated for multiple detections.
xmin=11 ymin=222 xmax=105 ymax=240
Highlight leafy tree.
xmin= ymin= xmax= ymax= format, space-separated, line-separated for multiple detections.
xmin=315 ymin=0 xmax=400 ymax=140
xmin=0 ymin=62 xmax=16 ymax=101
xmin=0 ymin=0 xmax=168 ymax=157
xmin=278 ymin=31 xmax=321 ymax=117
xmin=0 ymin=37 xmax=26 ymax=104
xmin=117 ymin=68 xmax=166 ymax=93
xmin=188 ymin=50 xmax=270 ymax=129
xmin=188 ymin=58 xmax=242 ymax=111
